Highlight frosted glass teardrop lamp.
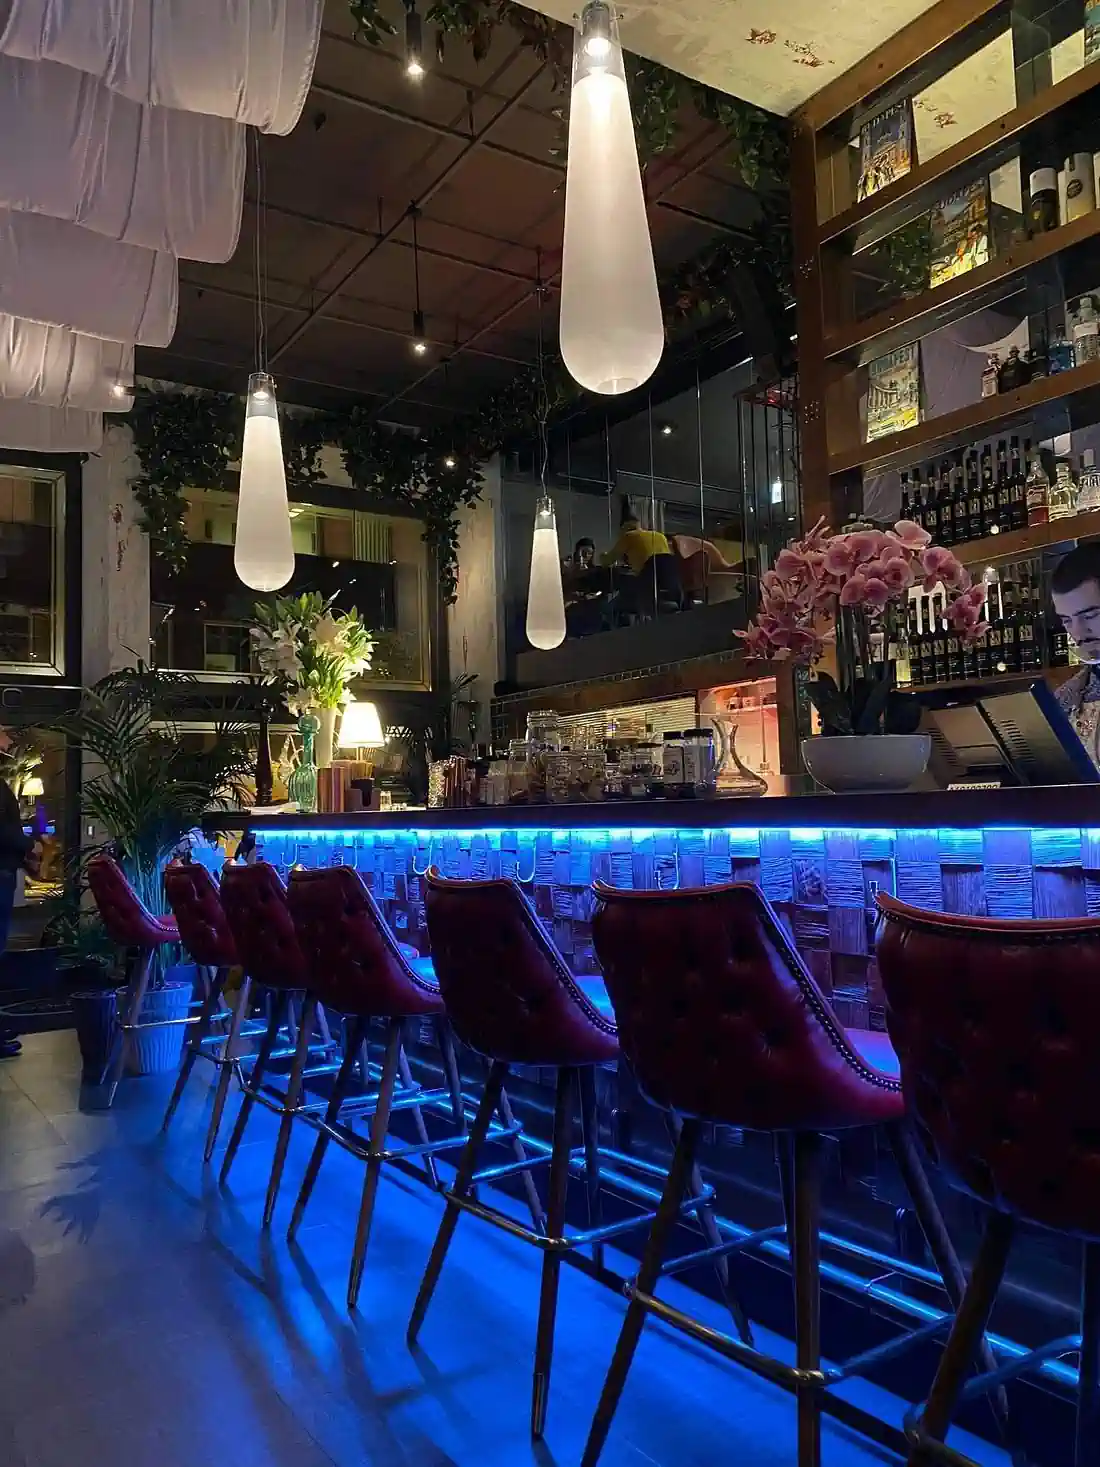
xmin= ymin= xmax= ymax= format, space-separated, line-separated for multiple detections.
xmin=234 ymin=371 xmax=295 ymax=592
xmin=559 ymin=1 xmax=664 ymax=396
xmin=525 ymin=496 xmax=566 ymax=650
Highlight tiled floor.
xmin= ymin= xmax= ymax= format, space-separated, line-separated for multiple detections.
xmin=0 ymin=1034 xmax=1002 ymax=1467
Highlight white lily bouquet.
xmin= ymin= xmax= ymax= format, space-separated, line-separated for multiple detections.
xmin=251 ymin=592 xmax=374 ymax=713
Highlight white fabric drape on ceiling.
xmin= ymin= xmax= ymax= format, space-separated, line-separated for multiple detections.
xmin=0 ymin=0 xmax=323 ymax=134
xmin=0 ymin=208 xmax=177 ymax=346
xmin=0 ymin=315 xmax=133 ymax=410
xmin=0 ymin=398 xmax=103 ymax=452
xmin=0 ymin=55 xmax=244 ymax=261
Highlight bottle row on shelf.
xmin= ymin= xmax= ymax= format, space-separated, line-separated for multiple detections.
xmin=894 ymin=569 xmax=1071 ymax=688
xmin=900 ymin=436 xmax=1100 ymax=546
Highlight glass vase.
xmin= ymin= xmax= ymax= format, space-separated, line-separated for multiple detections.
xmin=288 ymin=712 xmax=319 ymax=814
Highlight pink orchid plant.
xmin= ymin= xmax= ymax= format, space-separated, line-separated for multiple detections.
xmin=738 ymin=517 xmax=989 ymax=736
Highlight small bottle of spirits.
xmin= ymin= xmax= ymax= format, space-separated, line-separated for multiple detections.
xmin=1074 ymin=296 xmax=1100 ymax=366
xmin=1078 ymin=448 xmax=1100 ymax=513
xmin=998 ymin=346 xmax=1030 ymax=391
xmin=1049 ymin=324 xmax=1076 ymax=373
xmin=1026 ymin=452 xmax=1051 ymax=526
xmin=1025 ymin=333 xmax=1049 ymax=379
xmin=1028 ymin=167 xmax=1060 ymax=234
xmin=1049 ymin=459 xmax=1078 ymax=520
xmin=981 ymin=354 xmax=1001 ymax=397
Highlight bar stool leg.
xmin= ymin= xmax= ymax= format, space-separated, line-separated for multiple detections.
xmin=347 ymin=1019 xmax=403 ymax=1310
xmin=665 ymin=1110 xmax=753 ymax=1346
xmin=205 ymin=976 xmax=252 ymax=1162
xmin=579 ymin=1067 xmax=605 ymax=1271
xmin=288 ymin=1015 xmax=368 ymax=1242
xmin=498 ymin=1081 xmax=546 ymax=1234
xmin=532 ymin=1066 xmax=577 ymax=1438
xmin=263 ymin=995 xmax=319 ymax=1227
xmin=408 ymin=1060 xmax=508 ymax=1344
xmin=398 ymin=1030 xmax=440 ymax=1189
xmin=789 ymin=1132 xmax=824 ymax=1467
xmin=912 ymin=1211 xmax=1015 ymax=1466
xmin=220 ymin=991 xmax=289 ymax=1186
xmin=889 ymin=1121 xmax=1014 ymax=1447
xmin=161 ymin=964 xmax=229 ymax=1134
xmin=435 ymin=1019 xmax=465 ymax=1130
xmin=1076 ymin=1243 xmax=1100 ymax=1467
xmin=581 ymin=1118 xmax=700 ymax=1467
xmin=110 ymin=944 xmax=156 ymax=1088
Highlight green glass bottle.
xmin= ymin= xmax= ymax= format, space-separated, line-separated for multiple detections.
xmin=288 ymin=711 xmax=319 ymax=814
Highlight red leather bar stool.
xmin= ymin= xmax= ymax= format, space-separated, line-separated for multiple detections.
xmin=287 ymin=865 xmax=489 ymax=1309
xmin=162 ymin=860 xmax=251 ymax=1159
xmin=408 ymin=870 xmax=750 ymax=1441
xmin=582 ymin=880 xmax=984 ymax=1467
xmin=86 ymin=854 xmax=181 ymax=1092
xmin=219 ymin=861 xmax=334 ymax=1225
xmin=877 ymin=893 xmax=1100 ymax=1467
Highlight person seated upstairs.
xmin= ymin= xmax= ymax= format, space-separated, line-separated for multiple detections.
xmin=601 ymin=512 xmax=670 ymax=575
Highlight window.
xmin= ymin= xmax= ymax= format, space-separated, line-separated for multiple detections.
xmin=153 ymin=488 xmax=432 ymax=689
xmin=0 ymin=464 xmax=66 ymax=675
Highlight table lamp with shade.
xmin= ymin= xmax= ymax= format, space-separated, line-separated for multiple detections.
xmin=339 ymin=699 xmax=385 ymax=755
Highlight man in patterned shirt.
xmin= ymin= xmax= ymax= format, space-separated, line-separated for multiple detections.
xmin=1052 ymin=542 xmax=1100 ymax=769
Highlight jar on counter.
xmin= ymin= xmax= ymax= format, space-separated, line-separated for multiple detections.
xmin=526 ymin=710 xmax=563 ymax=752
xmin=662 ymin=731 xmax=685 ymax=795
xmin=682 ymin=728 xmax=718 ymax=797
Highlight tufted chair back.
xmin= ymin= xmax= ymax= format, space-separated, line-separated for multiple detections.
xmin=220 ymin=861 xmax=307 ymax=991
xmin=877 ymin=892 xmax=1100 ymax=1236
xmin=87 ymin=854 xmax=178 ymax=948
xmin=592 ymin=880 xmax=900 ymax=1131
xmin=424 ymin=869 xmax=618 ymax=1067
xmin=164 ymin=862 xmax=238 ymax=967
xmin=289 ymin=866 xmax=443 ymax=1017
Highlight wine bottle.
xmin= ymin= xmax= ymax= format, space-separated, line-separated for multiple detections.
xmin=931 ymin=460 xmax=949 ymax=543
xmin=986 ymin=578 xmax=1005 ymax=673
xmin=1008 ymin=437 xmax=1027 ymax=531
xmin=931 ymin=594 xmax=949 ymax=683
xmin=965 ymin=452 xmax=984 ymax=542
xmin=1017 ymin=571 xmax=1043 ymax=670
xmin=980 ymin=444 xmax=997 ymax=537
xmin=991 ymin=440 xmax=1009 ymax=535
xmin=975 ymin=588 xmax=993 ymax=678
xmin=900 ymin=469 xmax=913 ymax=521
xmin=922 ymin=464 xmax=940 ymax=541
xmin=1026 ymin=451 xmax=1050 ymax=527
xmin=998 ymin=579 xmax=1021 ymax=673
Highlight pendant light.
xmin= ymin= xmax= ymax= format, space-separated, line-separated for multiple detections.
xmin=234 ymin=134 xmax=294 ymax=593
xmin=559 ymin=0 xmax=664 ymax=396
xmin=409 ymin=205 xmax=428 ymax=354
xmin=404 ymin=1 xmax=425 ymax=80
xmin=525 ymin=259 xmax=566 ymax=650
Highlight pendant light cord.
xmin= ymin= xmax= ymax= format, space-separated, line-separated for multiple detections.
xmin=535 ymin=248 xmax=549 ymax=496
xmin=252 ymin=129 xmax=269 ymax=374
xmin=411 ymin=204 xmax=423 ymax=315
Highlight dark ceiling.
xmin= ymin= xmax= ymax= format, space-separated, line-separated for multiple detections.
xmin=136 ymin=0 xmax=769 ymax=434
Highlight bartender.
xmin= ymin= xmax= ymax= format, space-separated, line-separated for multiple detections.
xmin=1052 ymin=542 xmax=1100 ymax=767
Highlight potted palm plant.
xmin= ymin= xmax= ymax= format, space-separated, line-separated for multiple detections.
xmin=53 ymin=665 xmax=251 ymax=1075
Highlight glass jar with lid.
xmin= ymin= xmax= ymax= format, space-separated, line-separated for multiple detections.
xmin=662 ymin=732 xmax=686 ymax=796
xmin=526 ymin=710 xmax=564 ymax=751
xmin=682 ymin=728 xmax=717 ymax=797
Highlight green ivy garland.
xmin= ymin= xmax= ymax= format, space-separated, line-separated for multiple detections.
xmin=130 ymin=0 xmax=791 ymax=604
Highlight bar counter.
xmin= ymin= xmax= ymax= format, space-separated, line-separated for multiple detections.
xmin=209 ymin=783 xmax=1100 ymax=1038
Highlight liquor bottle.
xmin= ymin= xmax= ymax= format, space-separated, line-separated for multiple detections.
xmin=964 ymin=452 xmax=984 ymax=541
xmin=975 ymin=605 xmax=993 ymax=678
xmin=981 ymin=354 xmax=1001 ymax=396
xmin=1025 ymin=451 xmax=1050 ymax=527
xmin=980 ymin=444 xmax=998 ymax=536
xmin=922 ymin=464 xmax=941 ymax=541
xmin=910 ymin=467 xmax=927 ymax=530
xmin=986 ymin=578 xmax=1005 ymax=673
xmin=1049 ymin=459 xmax=1078 ymax=520
xmin=895 ymin=604 xmax=913 ymax=687
xmin=1009 ymin=438 xmax=1028 ymax=530
xmin=916 ymin=599 xmax=934 ymax=685
xmin=991 ymin=439 xmax=1010 ymax=535
xmin=998 ymin=579 xmax=1021 ymax=673
xmin=945 ymin=619 xmax=964 ymax=681
xmin=961 ymin=613 xmax=979 ymax=679
xmin=931 ymin=595 xmax=949 ymax=683
xmin=1017 ymin=572 xmax=1043 ymax=670
xmin=1049 ymin=323 xmax=1075 ymax=373
xmin=949 ymin=457 xmax=968 ymax=544
xmin=900 ymin=470 xmax=913 ymax=521
xmin=1079 ymin=448 xmax=1100 ymax=513
xmin=1047 ymin=599 xmax=1071 ymax=667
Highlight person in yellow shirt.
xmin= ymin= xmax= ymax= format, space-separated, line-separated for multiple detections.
xmin=601 ymin=513 xmax=670 ymax=575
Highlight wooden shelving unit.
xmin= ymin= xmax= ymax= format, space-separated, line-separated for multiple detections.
xmin=904 ymin=664 xmax=1076 ymax=695
xmin=951 ymin=507 xmax=1100 ymax=566
xmin=792 ymin=0 xmax=1100 ymax=528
